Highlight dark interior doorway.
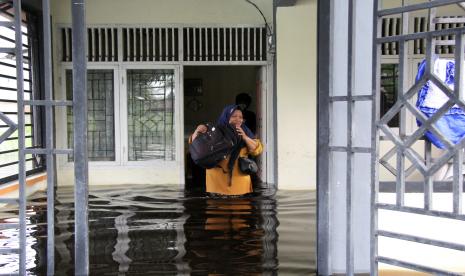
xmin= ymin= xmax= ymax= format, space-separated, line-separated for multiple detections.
xmin=183 ymin=65 xmax=261 ymax=190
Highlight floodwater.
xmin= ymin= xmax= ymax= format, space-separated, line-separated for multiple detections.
xmin=0 ymin=185 xmax=316 ymax=275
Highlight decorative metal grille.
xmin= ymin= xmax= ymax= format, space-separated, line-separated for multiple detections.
xmin=66 ymin=70 xmax=115 ymax=161
xmin=61 ymin=27 xmax=118 ymax=62
xmin=183 ymin=27 xmax=267 ymax=62
xmin=59 ymin=25 xmax=268 ymax=63
xmin=374 ymin=2 xmax=465 ymax=275
xmin=122 ymin=27 xmax=179 ymax=62
xmin=127 ymin=69 xmax=175 ymax=161
xmin=0 ymin=4 xmax=43 ymax=182
xmin=381 ymin=17 xmax=401 ymax=55
xmin=381 ymin=15 xmax=465 ymax=55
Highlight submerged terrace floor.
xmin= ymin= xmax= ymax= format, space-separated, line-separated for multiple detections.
xmin=0 ymin=184 xmax=316 ymax=275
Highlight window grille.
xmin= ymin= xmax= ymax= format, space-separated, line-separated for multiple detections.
xmin=183 ymin=27 xmax=267 ymax=62
xmin=381 ymin=17 xmax=401 ymax=55
xmin=122 ymin=27 xmax=179 ymax=62
xmin=61 ymin=27 xmax=118 ymax=62
xmin=0 ymin=4 xmax=44 ymax=183
xmin=381 ymin=16 xmax=465 ymax=55
xmin=59 ymin=26 xmax=268 ymax=63
xmin=127 ymin=69 xmax=175 ymax=161
xmin=66 ymin=70 xmax=115 ymax=161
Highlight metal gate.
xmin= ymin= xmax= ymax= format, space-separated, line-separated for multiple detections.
xmin=0 ymin=0 xmax=88 ymax=275
xmin=373 ymin=1 xmax=465 ymax=275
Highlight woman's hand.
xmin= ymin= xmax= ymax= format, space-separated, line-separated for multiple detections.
xmin=236 ymin=125 xmax=257 ymax=152
xmin=192 ymin=124 xmax=207 ymax=141
xmin=235 ymin=125 xmax=249 ymax=140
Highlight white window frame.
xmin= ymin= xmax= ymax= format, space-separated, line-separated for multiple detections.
xmin=60 ymin=64 xmax=122 ymax=167
xmin=119 ymin=64 xmax=182 ymax=170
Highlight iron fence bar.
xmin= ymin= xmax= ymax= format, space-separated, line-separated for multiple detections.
xmin=235 ymin=28 xmax=238 ymax=61
xmin=377 ymin=27 xmax=465 ymax=43
xmin=378 ymin=0 xmax=464 ymax=17
xmin=71 ymin=0 xmax=89 ymax=274
xmin=206 ymin=27 xmax=209 ymax=61
xmin=0 ymin=248 xmax=20 ymax=254
xmin=317 ymin=0 xmax=331 ymax=273
xmin=23 ymin=100 xmax=73 ymax=106
xmin=198 ymin=27 xmax=202 ymax=61
xmin=377 ymin=256 xmax=462 ymax=276
xmin=330 ymin=95 xmax=373 ymax=101
xmin=0 ymin=21 xmax=13 ymax=27
xmin=0 ymin=198 xmax=18 ymax=204
xmin=0 ymin=110 xmax=16 ymax=126
xmin=346 ymin=0 xmax=354 ymax=275
xmin=24 ymin=148 xmax=72 ymax=155
xmin=378 ymin=124 xmax=428 ymax=174
xmin=329 ymin=146 xmax=372 ymax=153
xmin=178 ymin=27 xmax=183 ymax=63
xmin=194 ymin=28 xmax=197 ymax=61
xmin=259 ymin=26 xmax=262 ymax=61
xmin=453 ymin=31 xmax=464 ymax=214
xmin=241 ymin=27 xmax=244 ymax=61
xmin=371 ymin=0 xmax=381 ymax=274
xmin=0 ymin=223 xmax=19 ymax=230
xmin=0 ymin=124 xmax=16 ymax=143
xmin=172 ymin=27 xmax=176 ymax=61
xmin=229 ymin=27 xmax=232 ymax=61
xmin=0 ymin=47 xmax=14 ymax=53
xmin=145 ymin=28 xmax=149 ymax=62
xmin=377 ymin=203 xmax=465 ymax=221
xmin=380 ymin=160 xmax=397 ymax=176
xmin=427 ymin=127 xmax=465 ymax=176
xmin=377 ymin=230 xmax=465 ymax=251
xmin=397 ymin=35 xmax=407 ymax=206
xmin=379 ymin=180 xmax=465 ymax=192
xmin=424 ymin=37 xmax=434 ymax=203
xmin=13 ymin=0 xmax=26 ymax=274
xmin=186 ymin=28 xmax=190 ymax=61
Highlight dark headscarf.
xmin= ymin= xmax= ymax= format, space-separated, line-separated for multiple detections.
xmin=217 ymin=104 xmax=256 ymax=185
xmin=217 ymin=104 xmax=255 ymax=138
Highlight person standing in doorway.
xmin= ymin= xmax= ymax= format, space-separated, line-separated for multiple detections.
xmin=235 ymin=93 xmax=257 ymax=134
xmin=190 ymin=105 xmax=263 ymax=196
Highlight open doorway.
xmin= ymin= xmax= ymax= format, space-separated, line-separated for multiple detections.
xmin=183 ymin=65 xmax=266 ymax=190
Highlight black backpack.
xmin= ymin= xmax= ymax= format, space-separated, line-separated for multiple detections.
xmin=189 ymin=124 xmax=240 ymax=169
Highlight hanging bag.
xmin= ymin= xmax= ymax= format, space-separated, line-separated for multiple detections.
xmin=189 ymin=123 xmax=240 ymax=169
xmin=238 ymin=156 xmax=258 ymax=174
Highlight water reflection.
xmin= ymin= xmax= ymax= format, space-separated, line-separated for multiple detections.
xmin=0 ymin=185 xmax=315 ymax=275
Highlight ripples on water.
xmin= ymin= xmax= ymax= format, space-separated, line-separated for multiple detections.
xmin=0 ymin=185 xmax=316 ymax=275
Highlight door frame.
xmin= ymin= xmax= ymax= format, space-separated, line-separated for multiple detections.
xmin=180 ymin=64 xmax=274 ymax=185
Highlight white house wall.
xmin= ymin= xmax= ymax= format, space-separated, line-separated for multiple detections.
xmin=50 ymin=0 xmax=272 ymax=25
xmin=276 ymin=0 xmax=317 ymax=190
xmin=49 ymin=0 xmax=319 ymax=189
xmin=50 ymin=0 xmax=275 ymax=186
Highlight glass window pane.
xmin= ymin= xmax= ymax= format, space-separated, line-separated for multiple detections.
xmin=67 ymin=70 xmax=115 ymax=161
xmin=381 ymin=63 xmax=399 ymax=127
xmin=127 ymin=69 xmax=175 ymax=161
